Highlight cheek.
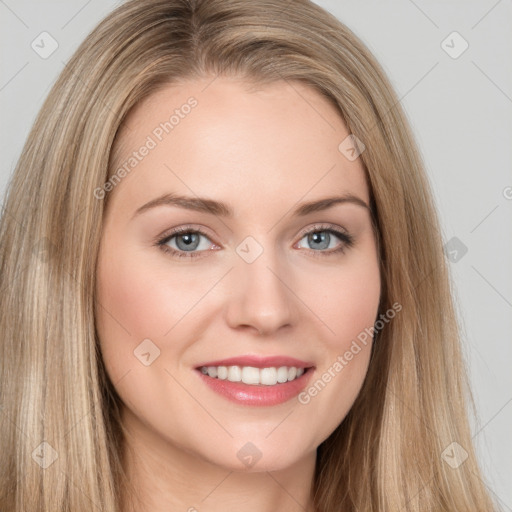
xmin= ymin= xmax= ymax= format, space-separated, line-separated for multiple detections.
xmin=295 ymin=250 xmax=380 ymax=414
xmin=95 ymin=244 xmax=203 ymax=348
xmin=333 ymin=271 xmax=380 ymax=345
xmin=305 ymin=254 xmax=381 ymax=351
xmin=95 ymin=243 xmax=179 ymax=384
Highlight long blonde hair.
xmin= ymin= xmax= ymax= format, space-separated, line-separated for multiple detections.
xmin=0 ymin=0 xmax=497 ymax=510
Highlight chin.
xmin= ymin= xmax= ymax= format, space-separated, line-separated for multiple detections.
xmin=197 ymin=440 xmax=310 ymax=474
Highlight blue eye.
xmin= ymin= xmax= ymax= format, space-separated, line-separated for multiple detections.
xmin=157 ymin=227 xmax=214 ymax=259
xmin=156 ymin=223 xmax=354 ymax=259
xmin=296 ymin=228 xmax=353 ymax=254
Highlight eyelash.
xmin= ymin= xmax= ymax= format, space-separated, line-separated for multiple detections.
xmin=155 ymin=223 xmax=354 ymax=260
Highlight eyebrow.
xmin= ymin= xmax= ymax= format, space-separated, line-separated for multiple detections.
xmin=132 ymin=192 xmax=370 ymax=220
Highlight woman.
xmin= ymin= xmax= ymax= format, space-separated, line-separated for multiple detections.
xmin=0 ymin=0 xmax=497 ymax=510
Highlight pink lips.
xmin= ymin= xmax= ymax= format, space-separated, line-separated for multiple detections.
xmin=195 ymin=355 xmax=315 ymax=407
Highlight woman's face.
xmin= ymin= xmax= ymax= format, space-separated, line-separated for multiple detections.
xmin=95 ymin=77 xmax=381 ymax=472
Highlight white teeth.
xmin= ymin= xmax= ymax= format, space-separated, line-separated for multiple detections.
xmin=199 ymin=365 xmax=308 ymax=385
xmin=241 ymin=366 xmax=260 ymax=385
xmin=260 ymin=367 xmax=277 ymax=385
xmin=277 ymin=366 xmax=289 ymax=383
xmin=228 ymin=365 xmax=242 ymax=382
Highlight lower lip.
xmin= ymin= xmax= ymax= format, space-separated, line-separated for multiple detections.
xmin=195 ymin=368 xmax=314 ymax=406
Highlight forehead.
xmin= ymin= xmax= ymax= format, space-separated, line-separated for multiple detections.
xmin=109 ymin=77 xmax=370 ymax=212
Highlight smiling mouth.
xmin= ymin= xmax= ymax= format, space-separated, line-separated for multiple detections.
xmin=197 ymin=365 xmax=312 ymax=386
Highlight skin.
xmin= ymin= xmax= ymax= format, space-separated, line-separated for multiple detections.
xmin=95 ymin=76 xmax=381 ymax=512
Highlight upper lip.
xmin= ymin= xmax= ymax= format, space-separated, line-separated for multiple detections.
xmin=196 ymin=355 xmax=315 ymax=369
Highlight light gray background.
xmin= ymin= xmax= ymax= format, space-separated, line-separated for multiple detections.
xmin=1 ymin=0 xmax=510 ymax=508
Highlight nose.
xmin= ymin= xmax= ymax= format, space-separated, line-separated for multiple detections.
xmin=224 ymin=251 xmax=299 ymax=336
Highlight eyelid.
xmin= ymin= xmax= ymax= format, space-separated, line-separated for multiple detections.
xmin=155 ymin=224 xmax=216 ymax=245
xmin=295 ymin=222 xmax=351 ymax=240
